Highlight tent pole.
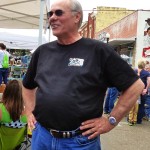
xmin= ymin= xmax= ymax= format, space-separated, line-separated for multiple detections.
xmin=38 ymin=0 xmax=45 ymax=46
xmin=45 ymin=0 xmax=51 ymax=42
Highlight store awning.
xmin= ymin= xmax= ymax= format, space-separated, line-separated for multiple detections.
xmin=108 ymin=37 xmax=136 ymax=46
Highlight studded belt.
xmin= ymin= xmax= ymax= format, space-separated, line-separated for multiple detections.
xmin=46 ymin=128 xmax=85 ymax=138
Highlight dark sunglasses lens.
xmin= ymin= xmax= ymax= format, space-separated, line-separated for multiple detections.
xmin=47 ymin=11 xmax=53 ymax=18
xmin=55 ymin=10 xmax=63 ymax=16
xmin=47 ymin=10 xmax=63 ymax=18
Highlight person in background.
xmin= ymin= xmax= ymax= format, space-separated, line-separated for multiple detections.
xmin=128 ymin=100 xmax=139 ymax=126
xmin=22 ymin=0 xmax=144 ymax=149
xmin=0 ymin=43 xmax=11 ymax=85
xmin=136 ymin=60 xmax=150 ymax=124
xmin=0 ymin=80 xmax=27 ymax=149
xmin=143 ymin=27 xmax=150 ymax=57
xmin=0 ymin=83 xmax=6 ymax=101
xmin=144 ymin=63 xmax=150 ymax=121
xmin=104 ymin=87 xmax=119 ymax=114
xmin=145 ymin=60 xmax=149 ymax=65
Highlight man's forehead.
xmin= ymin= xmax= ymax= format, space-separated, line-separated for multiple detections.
xmin=51 ymin=0 xmax=69 ymax=8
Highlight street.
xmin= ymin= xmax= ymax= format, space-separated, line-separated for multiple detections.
xmin=101 ymin=117 xmax=150 ymax=150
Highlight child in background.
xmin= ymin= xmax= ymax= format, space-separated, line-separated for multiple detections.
xmin=0 ymin=80 xmax=27 ymax=149
xmin=128 ymin=98 xmax=139 ymax=126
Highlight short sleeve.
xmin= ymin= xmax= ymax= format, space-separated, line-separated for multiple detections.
xmin=22 ymin=48 xmax=40 ymax=89
xmin=104 ymin=51 xmax=139 ymax=91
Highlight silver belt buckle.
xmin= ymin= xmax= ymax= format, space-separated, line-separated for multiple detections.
xmin=50 ymin=129 xmax=59 ymax=136
xmin=67 ymin=132 xmax=71 ymax=138
xmin=63 ymin=131 xmax=71 ymax=138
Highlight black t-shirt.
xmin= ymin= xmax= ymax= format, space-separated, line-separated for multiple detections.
xmin=23 ymin=38 xmax=139 ymax=130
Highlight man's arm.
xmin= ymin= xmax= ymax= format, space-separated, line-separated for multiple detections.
xmin=80 ymin=79 xmax=144 ymax=139
xmin=109 ymin=78 xmax=144 ymax=122
xmin=146 ymin=76 xmax=150 ymax=89
xmin=22 ymin=85 xmax=37 ymax=130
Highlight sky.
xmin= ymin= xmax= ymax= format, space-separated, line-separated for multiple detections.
xmin=0 ymin=0 xmax=150 ymax=43
xmin=49 ymin=0 xmax=150 ymax=22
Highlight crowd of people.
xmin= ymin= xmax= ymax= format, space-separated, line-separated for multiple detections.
xmin=0 ymin=0 xmax=149 ymax=150
xmin=103 ymin=60 xmax=150 ymax=126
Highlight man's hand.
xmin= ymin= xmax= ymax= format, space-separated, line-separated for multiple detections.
xmin=80 ymin=116 xmax=115 ymax=139
xmin=26 ymin=112 xmax=37 ymax=132
xmin=142 ymin=88 xmax=147 ymax=95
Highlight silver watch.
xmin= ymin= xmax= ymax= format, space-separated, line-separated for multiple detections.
xmin=108 ymin=115 xmax=117 ymax=126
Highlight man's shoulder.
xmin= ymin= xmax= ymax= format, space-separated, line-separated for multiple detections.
xmin=38 ymin=40 xmax=57 ymax=49
xmin=0 ymin=50 xmax=3 ymax=53
xmin=82 ymin=37 xmax=103 ymax=45
xmin=81 ymin=38 xmax=110 ymax=52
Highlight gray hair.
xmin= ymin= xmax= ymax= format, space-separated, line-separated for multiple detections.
xmin=70 ymin=0 xmax=83 ymax=28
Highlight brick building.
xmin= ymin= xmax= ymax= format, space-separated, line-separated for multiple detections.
xmin=96 ymin=10 xmax=150 ymax=67
xmin=79 ymin=7 xmax=133 ymax=39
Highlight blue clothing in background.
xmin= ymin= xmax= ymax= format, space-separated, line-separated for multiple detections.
xmin=137 ymin=69 xmax=150 ymax=123
xmin=104 ymin=87 xmax=119 ymax=114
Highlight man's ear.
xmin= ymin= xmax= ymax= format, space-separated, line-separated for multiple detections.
xmin=74 ymin=12 xmax=81 ymax=24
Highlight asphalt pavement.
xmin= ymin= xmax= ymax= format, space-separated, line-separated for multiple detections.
xmin=101 ymin=117 xmax=150 ymax=150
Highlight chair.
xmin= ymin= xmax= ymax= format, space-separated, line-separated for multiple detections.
xmin=0 ymin=125 xmax=27 ymax=150
xmin=12 ymin=66 xmax=22 ymax=78
xmin=19 ymin=127 xmax=32 ymax=150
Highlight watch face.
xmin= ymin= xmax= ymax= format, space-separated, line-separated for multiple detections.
xmin=109 ymin=116 xmax=117 ymax=125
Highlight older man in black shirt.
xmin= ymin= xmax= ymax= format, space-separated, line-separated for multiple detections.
xmin=22 ymin=0 xmax=144 ymax=150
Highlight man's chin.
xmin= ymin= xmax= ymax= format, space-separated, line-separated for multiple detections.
xmin=52 ymin=31 xmax=60 ymax=37
xmin=52 ymin=33 xmax=64 ymax=39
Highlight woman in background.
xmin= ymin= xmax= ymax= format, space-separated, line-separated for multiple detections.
xmin=0 ymin=80 xmax=27 ymax=150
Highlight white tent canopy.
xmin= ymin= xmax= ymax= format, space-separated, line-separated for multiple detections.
xmin=0 ymin=0 xmax=50 ymax=45
xmin=0 ymin=0 xmax=49 ymax=29
xmin=0 ymin=32 xmax=47 ymax=49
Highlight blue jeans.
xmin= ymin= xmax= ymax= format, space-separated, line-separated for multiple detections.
xmin=0 ymin=68 xmax=9 ymax=84
xmin=137 ymin=95 xmax=146 ymax=123
xmin=145 ymin=95 xmax=150 ymax=119
xmin=31 ymin=123 xmax=101 ymax=150
xmin=104 ymin=87 xmax=119 ymax=113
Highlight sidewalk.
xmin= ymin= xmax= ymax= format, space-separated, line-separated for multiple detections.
xmin=101 ymin=117 xmax=150 ymax=150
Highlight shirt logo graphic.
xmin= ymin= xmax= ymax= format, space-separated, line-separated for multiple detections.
xmin=68 ymin=58 xmax=84 ymax=67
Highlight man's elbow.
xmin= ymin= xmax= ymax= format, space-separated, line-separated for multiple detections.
xmin=137 ymin=79 xmax=145 ymax=92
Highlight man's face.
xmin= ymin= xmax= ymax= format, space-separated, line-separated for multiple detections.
xmin=145 ymin=65 xmax=150 ymax=72
xmin=147 ymin=29 xmax=150 ymax=36
xmin=48 ymin=0 xmax=79 ymax=38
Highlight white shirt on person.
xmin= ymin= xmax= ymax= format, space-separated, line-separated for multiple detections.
xmin=0 ymin=49 xmax=10 ymax=68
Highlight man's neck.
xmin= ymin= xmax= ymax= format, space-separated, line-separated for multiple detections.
xmin=57 ymin=34 xmax=82 ymax=45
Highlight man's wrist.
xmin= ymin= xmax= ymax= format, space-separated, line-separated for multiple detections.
xmin=108 ymin=115 xmax=118 ymax=126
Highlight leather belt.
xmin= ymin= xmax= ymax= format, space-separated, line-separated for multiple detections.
xmin=46 ymin=128 xmax=85 ymax=138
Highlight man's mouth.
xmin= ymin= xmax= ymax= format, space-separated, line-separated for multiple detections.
xmin=51 ymin=24 xmax=59 ymax=29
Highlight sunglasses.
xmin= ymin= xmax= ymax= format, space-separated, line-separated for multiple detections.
xmin=47 ymin=9 xmax=65 ymax=18
xmin=47 ymin=9 xmax=77 ymax=19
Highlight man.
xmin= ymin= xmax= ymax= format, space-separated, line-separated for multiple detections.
xmin=144 ymin=63 xmax=150 ymax=121
xmin=143 ymin=27 xmax=150 ymax=57
xmin=136 ymin=61 xmax=150 ymax=124
xmin=22 ymin=0 xmax=144 ymax=149
xmin=0 ymin=43 xmax=10 ymax=85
